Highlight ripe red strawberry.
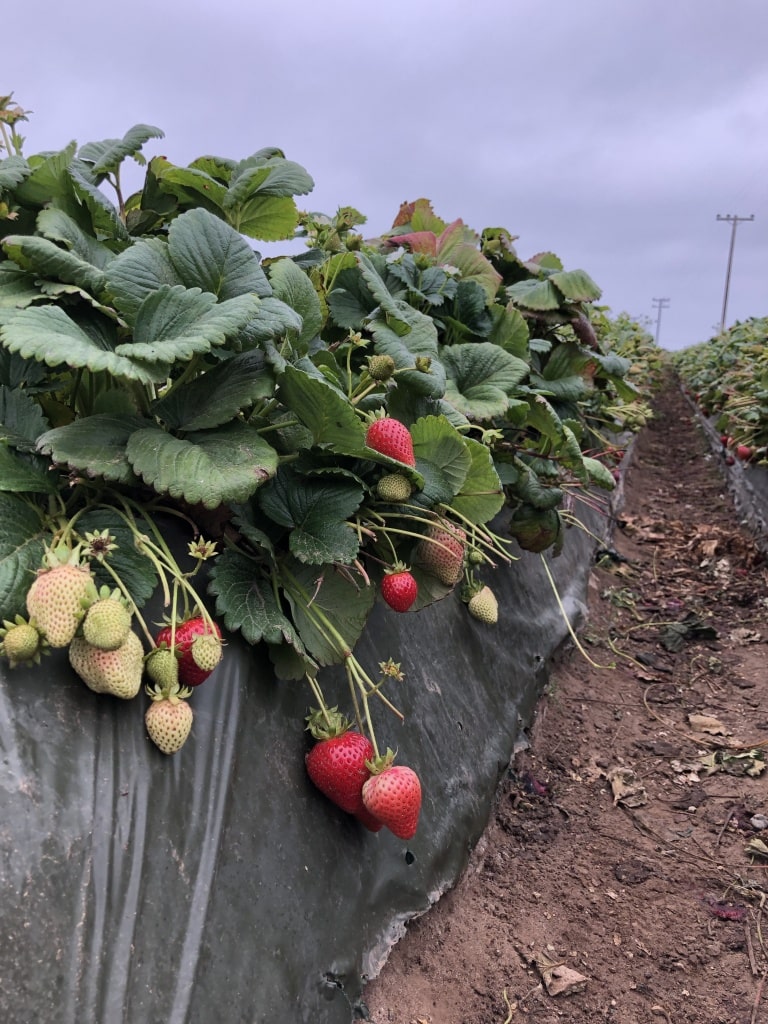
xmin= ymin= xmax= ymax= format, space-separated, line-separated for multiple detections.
xmin=735 ymin=444 xmax=754 ymax=462
xmin=156 ymin=616 xmax=222 ymax=686
xmin=26 ymin=544 xmax=93 ymax=648
xmin=145 ymin=693 xmax=193 ymax=754
xmin=365 ymin=416 xmax=416 ymax=466
xmin=305 ymin=708 xmax=382 ymax=830
xmin=415 ymin=522 xmax=466 ymax=586
xmin=380 ymin=567 xmax=418 ymax=612
xmin=362 ymin=760 xmax=422 ymax=840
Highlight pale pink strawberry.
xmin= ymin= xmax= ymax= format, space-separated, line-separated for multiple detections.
xmin=26 ymin=544 xmax=93 ymax=647
xmin=145 ymin=695 xmax=193 ymax=754
xmin=69 ymin=630 xmax=144 ymax=699
xmin=414 ymin=522 xmax=466 ymax=586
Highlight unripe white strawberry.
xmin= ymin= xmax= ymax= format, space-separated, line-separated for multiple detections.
xmin=190 ymin=632 xmax=223 ymax=674
xmin=26 ymin=544 xmax=93 ymax=648
xmin=145 ymin=695 xmax=193 ymax=754
xmin=145 ymin=646 xmax=180 ymax=690
xmin=0 ymin=616 xmax=47 ymax=668
xmin=69 ymin=630 xmax=144 ymax=699
xmin=467 ymin=585 xmax=498 ymax=625
xmin=82 ymin=586 xmax=132 ymax=651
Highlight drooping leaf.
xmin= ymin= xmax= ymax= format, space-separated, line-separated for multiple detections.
xmin=0 ymin=263 xmax=44 ymax=308
xmin=277 ymin=363 xmax=366 ymax=449
xmin=126 ymin=421 xmax=278 ymax=508
xmin=0 ymin=442 xmax=57 ymax=493
xmin=37 ymin=412 xmax=149 ymax=484
xmin=506 ymin=278 xmax=562 ymax=311
xmin=208 ymin=548 xmax=301 ymax=646
xmin=582 ymin=456 xmax=617 ymax=490
xmin=550 ymin=268 xmax=602 ymax=303
xmin=258 ymin=469 xmax=362 ymax=564
xmin=0 ymin=385 xmax=50 ymax=451
xmin=0 ymin=491 xmax=47 ymax=617
xmin=152 ymin=350 xmax=276 ymax=431
xmin=2 ymin=233 xmax=108 ymax=297
xmin=281 ymin=558 xmax=375 ymax=666
xmin=450 ymin=437 xmax=505 ymax=523
xmin=1 ymin=305 xmax=168 ymax=385
xmin=488 ymin=302 xmax=529 ymax=358
xmin=411 ymin=415 xmax=472 ymax=504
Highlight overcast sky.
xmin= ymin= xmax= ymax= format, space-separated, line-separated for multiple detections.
xmin=5 ymin=1 xmax=766 ymax=351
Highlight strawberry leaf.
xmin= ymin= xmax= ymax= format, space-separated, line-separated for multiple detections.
xmin=77 ymin=123 xmax=164 ymax=176
xmin=442 ymin=343 xmax=528 ymax=420
xmin=257 ymin=469 xmax=363 ymax=565
xmin=268 ymin=257 xmax=323 ymax=346
xmin=1 ymin=305 xmax=168 ymax=385
xmin=167 ymin=207 xmax=271 ymax=300
xmin=281 ymin=558 xmax=375 ymax=666
xmin=0 ymin=385 xmax=50 ymax=451
xmin=0 ymin=492 xmax=46 ymax=617
xmin=114 ymin=286 xmax=261 ymax=364
xmin=450 ymin=437 xmax=505 ymax=524
xmin=151 ymin=350 xmax=276 ymax=431
xmin=37 ymin=413 xmax=148 ymax=484
xmin=0 ymin=442 xmax=57 ymax=494
xmin=208 ymin=549 xmax=302 ymax=646
xmin=277 ymin=364 xmax=366 ymax=448
xmin=126 ymin=422 xmax=279 ymax=508
xmin=411 ymin=415 xmax=472 ymax=505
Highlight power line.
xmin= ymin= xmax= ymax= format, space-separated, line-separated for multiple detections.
xmin=716 ymin=213 xmax=754 ymax=333
xmin=651 ymin=297 xmax=670 ymax=346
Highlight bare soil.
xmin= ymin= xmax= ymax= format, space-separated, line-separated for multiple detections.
xmin=363 ymin=373 xmax=768 ymax=1024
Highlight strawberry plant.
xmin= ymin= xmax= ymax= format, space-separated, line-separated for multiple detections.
xmin=0 ymin=102 xmax=647 ymax=827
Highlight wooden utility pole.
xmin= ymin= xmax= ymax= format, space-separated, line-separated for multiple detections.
xmin=716 ymin=213 xmax=754 ymax=333
xmin=652 ymin=297 xmax=670 ymax=346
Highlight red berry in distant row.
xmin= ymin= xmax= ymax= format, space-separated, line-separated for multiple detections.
xmin=381 ymin=568 xmax=418 ymax=613
xmin=156 ymin=616 xmax=223 ymax=686
xmin=365 ymin=417 xmax=416 ymax=466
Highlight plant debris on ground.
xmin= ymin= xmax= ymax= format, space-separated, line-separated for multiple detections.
xmin=364 ymin=372 xmax=768 ymax=1024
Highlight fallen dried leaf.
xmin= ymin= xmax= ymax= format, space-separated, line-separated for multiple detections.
xmin=688 ymin=713 xmax=728 ymax=735
xmin=607 ymin=766 xmax=648 ymax=807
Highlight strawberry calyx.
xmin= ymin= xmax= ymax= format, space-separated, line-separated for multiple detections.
xmin=145 ymin=678 xmax=192 ymax=703
xmin=365 ymin=747 xmax=397 ymax=776
xmin=305 ymin=705 xmax=352 ymax=742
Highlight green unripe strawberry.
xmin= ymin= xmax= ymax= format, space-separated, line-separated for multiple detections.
xmin=0 ymin=616 xmax=47 ymax=668
xmin=366 ymin=354 xmax=396 ymax=381
xmin=145 ymin=646 xmax=180 ymax=690
xmin=82 ymin=586 xmax=132 ymax=651
xmin=467 ymin=585 xmax=498 ymax=625
xmin=69 ymin=630 xmax=144 ymax=699
xmin=26 ymin=543 xmax=93 ymax=648
xmin=376 ymin=473 xmax=412 ymax=503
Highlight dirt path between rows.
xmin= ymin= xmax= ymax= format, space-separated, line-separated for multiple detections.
xmin=363 ymin=372 xmax=768 ymax=1024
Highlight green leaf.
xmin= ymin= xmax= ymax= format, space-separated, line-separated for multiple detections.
xmin=208 ymin=548 xmax=301 ymax=646
xmin=442 ymin=342 xmax=529 ymax=419
xmin=230 ymin=195 xmax=302 ymax=241
xmin=258 ymin=469 xmax=362 ymax=565
xmin=106 ymin=237 xmax=182 ymax=320
xmin=152 ymin=350 xmax=276 ymax=431
xmin=0 ymin=442 xmax=57 ymax=493
xmin=411 ymin=415 xmax=472 ymax=504
xmin=167 ymin=207 xmax=271 ymax=300
xmin=115 ymin=286 xmax=261 ymax=363
xmin=240 ymin=296 xmax=304 ymax=349
xmin=550 ymin=268 xmax=602 ymax=303
xmin=277 ymin=363 xmax=366 ymax=448
xmin=77 ymin=124 xmax=165 ymax=177
xmin=0 ymin=262 xmax=45 ymax=308
xmin=126 ymin=421 xmax=278 ymax=508
xmin=450 ymin=437 xmax=505 ymax=523
xmin=0 ymin=491 xmax=46 ymax=618
xmin=281 ymin=558 xmax=375 ymax=666
xmin=530 ymin=372 xmax=590 ymax=404
xmin=488 ymin=302 xmax=530 ymax=358
xmin=2 ymin=233 xmax=108 ymax=297
xmin=37 ymin=412 xmax=149 ymax=484
xmin=0 ymin=385 xmax=50 ymax=451
xmin=582 ymin=456 xmax=617 ymax=490
xmin=12 ymin=144 xmax=77 ymax=208
xmin=268 ymin=257 xmax=323 ymax=345
xmin=76 ymin=509 xmax=159 ymax=608
xmin=523 ymin=392 xmax=564 ymax=443
xmin=506 ymin=278 xmax=562 ymax=311
xmin=1 ymin=305 xmax=168 ymax=385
